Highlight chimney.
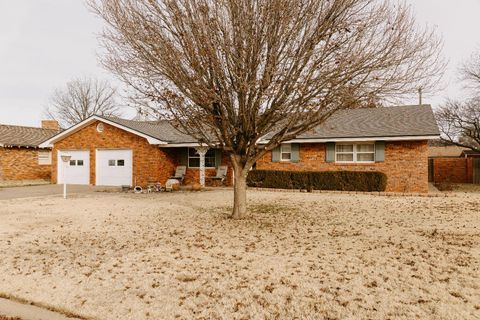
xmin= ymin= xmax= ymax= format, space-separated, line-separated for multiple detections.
xmin=41 ymin=120 xmax=60 ymax=130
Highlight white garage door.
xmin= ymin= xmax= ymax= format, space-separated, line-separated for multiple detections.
xmin=96 ymin=149 xmax=133 ymax=186
xmin=57 ymin=150 xmax=90 ymax=185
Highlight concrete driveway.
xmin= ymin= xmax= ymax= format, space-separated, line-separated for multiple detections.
xmin=0 ymin=184 xmax=95 ymax=200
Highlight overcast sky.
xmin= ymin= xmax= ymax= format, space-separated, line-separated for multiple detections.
xmin=0 ymin=0 xmax=479 ymax=127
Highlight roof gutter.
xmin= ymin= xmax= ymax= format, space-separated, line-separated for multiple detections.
xmin=160 ymin=142 xmax=219 ymax=148
xmin=258 ymin=135 xmax=440 ymax=144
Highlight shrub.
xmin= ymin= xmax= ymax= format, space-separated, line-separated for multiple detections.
xmin=247 ymin=170 xmax=387 ymax=192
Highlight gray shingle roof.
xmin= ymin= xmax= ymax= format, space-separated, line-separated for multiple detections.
xmin=100 ymin=116 xmax=198 ymax=143
xmin=98 ymin=105 xmax=438 ymax=144
xmin=265 ymin=104 xmax=439 ymax=140
xmin=0 ymin=124 xmax=60 ymax=147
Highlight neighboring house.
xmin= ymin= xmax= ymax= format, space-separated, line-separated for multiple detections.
xmin=0 ymin=121 xmax=60 ymax=183
xmin=428 ymin=141 xmax=466 ymax=158
xmin=461 ymin=150 xmax=480 ymax=158
xmin=40 ymin=105 xmax=439 ymax=192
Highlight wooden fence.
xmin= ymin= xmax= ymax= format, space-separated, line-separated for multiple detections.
xmin=429 ymin=157 xmax=478 ymax=184
xmin=474 ymin=159 xmax=480 ymax=184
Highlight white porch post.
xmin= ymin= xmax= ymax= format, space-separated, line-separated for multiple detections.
xmin=195 ymin=146 xmax=209 ymax=187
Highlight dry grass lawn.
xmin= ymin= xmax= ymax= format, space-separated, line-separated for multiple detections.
xmin=0 ymin=190 xmax=479 ymax=320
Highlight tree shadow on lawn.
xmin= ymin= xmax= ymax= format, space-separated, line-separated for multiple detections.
xmin=205 ymin=202 xmax=321 ymax=233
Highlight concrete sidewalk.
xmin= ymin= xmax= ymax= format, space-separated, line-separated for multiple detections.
xmin=0 ymin=297 xmax=84 ymax=320
xmin=0 ymin=184 xmax=95 ymax=200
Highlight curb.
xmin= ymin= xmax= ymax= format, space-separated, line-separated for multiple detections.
xmin=0 ymin=297 xmax=87 ymax=320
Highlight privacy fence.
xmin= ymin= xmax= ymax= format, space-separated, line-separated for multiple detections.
xmin=428 ymin=158 xmax=480 ymax=184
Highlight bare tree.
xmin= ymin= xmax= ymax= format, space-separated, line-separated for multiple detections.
xmin=45 ymin=77 xmax=121 ymax=127
xmin=437 ymin=52 xmax=480 ymax=152
xmin=437 ymin=99 xmax=480 ymax=152
xmin=461 ymin=51 xmax=480 ymax=93
xmin=89 ymin=0 xmax=444 ymax=219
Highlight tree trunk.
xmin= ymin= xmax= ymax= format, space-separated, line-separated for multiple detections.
xmin=231 ymin=165 xmax=248 ymax=219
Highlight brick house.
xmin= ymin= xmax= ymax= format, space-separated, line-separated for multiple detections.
xmin=40 ymin=105 xmax=439 ymax=192
xmin=0 ymin=120 xmax=60 ymax=183
xmin=40 ymin=116 xmax=233 ymax=187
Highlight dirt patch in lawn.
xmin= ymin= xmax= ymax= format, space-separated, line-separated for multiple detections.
xmin=0 ymin=191 xmax=479 ymax=320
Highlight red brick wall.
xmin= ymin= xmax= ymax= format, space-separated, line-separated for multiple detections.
xmin=432 ymin=158 xmax=473 ymax=184
xmin=52 ymin=121 xmax=177 ymax=187
xmin=256 ymin=141 xmax=429 ymax=193
xmin=0 ymin=147 xmax=51 ymax=181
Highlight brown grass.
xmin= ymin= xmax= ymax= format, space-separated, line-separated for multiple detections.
xmin=0 ymin=190 xmax=479 ymax=319
xmin=0 ymin=316 xmax=21 ymax=320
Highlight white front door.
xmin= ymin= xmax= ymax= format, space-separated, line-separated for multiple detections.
xmin=57 ymin=150 xmax=90 ymax=185
xmin=96 ymin=149 xmax=133 ymax=186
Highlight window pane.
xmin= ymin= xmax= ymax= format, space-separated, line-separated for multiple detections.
xmin=69 ymin=160 xmax=76 ymax=166
xmin=357 ymin=153 xmax=374 ymax=162
xmin=357 ymin=144 xmax=374 ymax=152
xmin=205 ymin=157 xmax=216 ymax=167
xmin=77 ymin=160 xmax=84 ymax=166
xmin=281 ymin=152 xmax=291 ymax=160
xmin=188 ymin=148 xmax=198 ymax=156
xmin=189 ymin=158 xmax=200 ymax=168
xmin=108 ymin=160 xmax=116 ymax=166
xmin=337 ymin=153 xmax=354 ymax=162
xmin=205 ymin=149 xmax=215 ymax=157
xmin=117 ymin=160 xmax=125 ymax=166
xmin=336 ymin=144 xmax=353 ymax=152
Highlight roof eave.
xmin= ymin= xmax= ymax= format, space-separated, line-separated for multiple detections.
xmin=258 ymin=134 xmax=440 ymax=144
xmin=39 ymin=115 xmax=168 ymax=148
xmin=160 ymin=142 xmax=218 ymax=147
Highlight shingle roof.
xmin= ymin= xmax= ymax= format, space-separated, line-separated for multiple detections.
xmin=100 ymin=116 xmax=198 ymax=143
xmin=265 ymin=104 xmax=439 ymax=140
xmin=0 ymin=124 xmax=60 ymax=147
xmin=428 ymin=145 xmax=466 ymax=158
xmin=95 ymin=105 xmax=439 ymax=144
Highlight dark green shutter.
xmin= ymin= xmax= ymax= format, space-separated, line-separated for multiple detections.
xmin=215 ymin=149 xmax=222 ymax=167
xmin=179 ymin=148 xmax=188 ymax=166
xmin=291 ymin=144 xmax=300 ymax=163
xmin=325 ymin=142 xmax=335 ymax=163
xmin=375 ymin=141 xmax=385 ymax=162
xmin=272 ymin=146 xmax=280 ymax=162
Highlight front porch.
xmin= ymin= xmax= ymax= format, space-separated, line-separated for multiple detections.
xmin=163 ymin=147 xmax=233 ymax=187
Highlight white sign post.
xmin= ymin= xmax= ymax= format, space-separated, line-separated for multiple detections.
xmin=60 ymin=154 xmax=72 ymax=199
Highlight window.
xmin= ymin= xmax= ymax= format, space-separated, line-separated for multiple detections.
xmin=108 ymin=160 xmax=116 ymax=166
xmin=280 ymin=144 xmax=292 ymax=161
xmin=68 ymin=159 xmax=84 ymax=166
xmin=38 ymin=151 xmax=52 ymax=165
xmin=117 ymin=159 xmax=125 ymax=166
xmin=356 ymin=144 xmax=375 ymax=162
xmin=188 ymin=148 xmax=216 ymax=168
xmin=335 ymin=143 xmax=375 ymax=163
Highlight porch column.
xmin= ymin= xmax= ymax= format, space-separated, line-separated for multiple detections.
xmin=195 ymin=146 xmax=209 ymax=187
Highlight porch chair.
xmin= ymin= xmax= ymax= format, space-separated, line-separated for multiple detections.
xmin=170 ymin=165 xmax=187 ymax=184
xmin=207 ymin=165 xmax=228 ymax=185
